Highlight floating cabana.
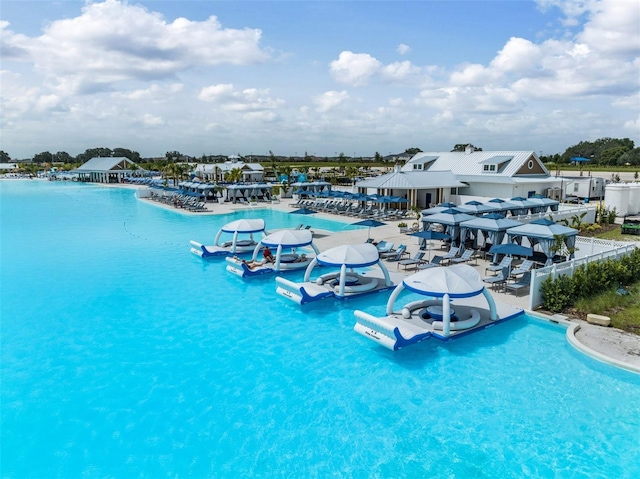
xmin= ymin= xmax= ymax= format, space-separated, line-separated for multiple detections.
xmin=190 ymin=218 xmax=267 ymax=258
xmin=225 ymin=229 xmax=320 ymax=278
xmin=275 ymin=243 xmax=401 ymax=305
xmin=353 ymin=264 xmax=524 ymax=351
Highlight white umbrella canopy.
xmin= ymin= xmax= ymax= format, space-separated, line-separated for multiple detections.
xmin=316 ymin=243 xmax=380 ymax=268
xmin=260 ymin=229 xmax=313 ymax=248
xmin=220 ymin=218 xmax=266 ymax=234
xmin=402 ymin=264 xmax=485 ymax=298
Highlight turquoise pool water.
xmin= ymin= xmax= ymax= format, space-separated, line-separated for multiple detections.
xmin=1 ymin=181 xmax=639 ymax=478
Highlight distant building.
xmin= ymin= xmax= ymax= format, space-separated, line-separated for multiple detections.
xmin=192 ymin=155 xmax=264 ymax=182
xmin=73 ymin=157 xmax=143 ymax=183
xmin=0 ymin=163 xmax=19 ymax=171
xmin=357 ymin=146 xmax=561 ymax=208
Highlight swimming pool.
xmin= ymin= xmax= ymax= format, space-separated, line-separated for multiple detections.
xmin=2 ymin=181 xmax=639 ymax=478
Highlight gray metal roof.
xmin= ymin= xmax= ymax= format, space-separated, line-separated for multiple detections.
xmin=75 ymin=157 xmax=135 ymax=172
xmin=403 ymin=150 xmax=549 ymax=177
xmin=356 ymin=170 xmax=465 ymax=189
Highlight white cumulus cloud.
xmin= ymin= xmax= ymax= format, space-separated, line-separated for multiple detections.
xmin=1 ymin=0 xmax=269 ymax=95
xmin=329 ymin=51 xmax=381 ymax=86
xmin=313 ymin=90 xmax=349 ymax=112
xmin=397 ymin=43 xmax=411 ymax=55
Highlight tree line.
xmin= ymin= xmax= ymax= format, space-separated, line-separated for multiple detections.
xmin=2 ymin=138 xmax=638 ymax=168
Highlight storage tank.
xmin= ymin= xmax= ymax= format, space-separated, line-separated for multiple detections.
xmin=604 ymin=184 xmax=630 ymax=217
xmin=628 ymin=183 xmax=640 ymax=215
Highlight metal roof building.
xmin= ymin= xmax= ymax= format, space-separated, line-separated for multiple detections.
xmin=73 ymin=157 xmax=143 ymax=183
xmin=356 ymin=146 xmax=561 ymax=209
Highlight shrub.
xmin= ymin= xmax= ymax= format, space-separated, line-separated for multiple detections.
xmin=541 ymin=248 xmax=640 ymax=312
xmin=541 ymin=274 xmax=574 ymax=312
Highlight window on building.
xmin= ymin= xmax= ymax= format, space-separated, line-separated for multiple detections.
xmin=574 ymin=183 xmax=579 ymax=192
xmin=483 ymin=164 xmax=496 ymax=172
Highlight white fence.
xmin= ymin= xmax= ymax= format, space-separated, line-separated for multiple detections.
xmin=528 ymin=237 xmax=638 ymax=309
xmin=511 ymin=205 xmax=596 ymax=225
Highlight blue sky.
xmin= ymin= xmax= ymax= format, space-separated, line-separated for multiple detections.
xmin=1 ymin=0 xmax=638 ymax=159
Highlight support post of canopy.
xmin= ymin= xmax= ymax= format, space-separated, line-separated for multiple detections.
xmin=442 ymin=293 xmax=451 ymax=337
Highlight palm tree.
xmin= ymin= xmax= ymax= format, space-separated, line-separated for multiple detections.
xmin=226 ymin=167 xmax=243 ymax=183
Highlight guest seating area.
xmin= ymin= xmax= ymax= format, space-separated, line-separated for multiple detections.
xmin=289 ymin=198 xmax=412 ymax=221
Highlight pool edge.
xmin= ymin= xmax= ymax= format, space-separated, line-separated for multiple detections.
xmin=527 ymin=310 xmax=640 ymax=375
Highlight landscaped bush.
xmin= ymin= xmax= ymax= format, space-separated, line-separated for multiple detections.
xmin=541 ymin=248 xmax=640 ymax=312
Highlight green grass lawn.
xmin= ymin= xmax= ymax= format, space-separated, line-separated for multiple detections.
xmin=573 ymin=284 xmax=640 ymax=334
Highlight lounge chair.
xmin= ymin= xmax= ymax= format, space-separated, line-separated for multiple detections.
xmin=417 ymin=255 xmax=442 ymax=270
xmin=381 ymin=245 xmax=407 ymax=261
xmin=485 ymin=256 xmax=513 ymax=275
xmin=505 ymin=272 xmax=531 ymax=296
xmin=440 ymin=246 xmax=460 ymax=265
xmin=510 ymin=259 xmax=534 ymax=278
xmin=398 ymin=251 xmax=425 ymax=270
xmin=451 ymin=249 xmax=475 ymax=265
xmin=483 ymin=267 xmax=509 ymax=291
xmin=376 ymin=241 xmax=394 ymax=254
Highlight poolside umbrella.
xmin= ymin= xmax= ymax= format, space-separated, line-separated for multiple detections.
xmin=351 ymin=218 xmax=387 ymax=240
xmin=409 ymin=230 xmax=451 ymax=260
xmin=488 ymin=243 xmax=533 ymax=257
xmin=290 ymin=207 xmax=316 ymax=215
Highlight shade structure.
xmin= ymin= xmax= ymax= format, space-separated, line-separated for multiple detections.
xmin=421 ymin=209 xmax=475 ymax=246
xmin=487 ymin=198 xmax=518 ymax=213
xmin=351 ymin=218 xmax=387 ymax=239
xmin=410 ymin=230 xmax=451 ymax=260
xmin=290 ymin=207 xmax=317 ymax=215
xmin=459 ymin=213 xmax=524 ymax=257
xmin=506 ymin=218 xmax=578 ymax=266
xmin=488 ymin=243 xmax=533 ymax=257
xmin=508 ymin=197 xmax=538 ymax=216
xmin=409 ymin=230 xmax=451 ymax=241
xmin=529 ymin=196 xmax=560 ymax=213
xmin=421 ymin=204 xmax=463 ymax=215
xmin=260 ymin=229 xmax=314 ymax=249
xmin=456 ymin=201 xmax=498 ymax=215
xmin=402 ymin=264 xmax=485 ymax=298
xmin=316 ymin=243 xmax=380 ymax=268
xmin=220 ymin=218 xmax=266 ymax=234
xmin=571 ymin=157 xmax=591 ymax=163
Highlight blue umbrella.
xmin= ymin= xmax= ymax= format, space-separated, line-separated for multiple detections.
xmin=489 ymin=243 xmax=532 ymax=257
xmin=351 ymin=218 xmax=387 ymax=239
xmin=410 ymin=230 xmax=451 ymax=260
xmin=409 ymin=230 xmax=451 ymax=241
xmin=290 ymin=208 xmax=317 ymax=215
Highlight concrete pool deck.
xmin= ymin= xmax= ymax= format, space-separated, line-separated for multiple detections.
xmin=129 ymin=186 xmax=640 ymax=372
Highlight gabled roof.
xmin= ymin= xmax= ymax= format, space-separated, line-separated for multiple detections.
xmin=357 ymin=170 xmax=465 ymax=189
xmin=217 ymin=161 xmax=264 ymax=172
xmin=75 ymin=157 xmax=136 ymax=172
xmin=403 ymin=151 xmax=549 ymax=177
